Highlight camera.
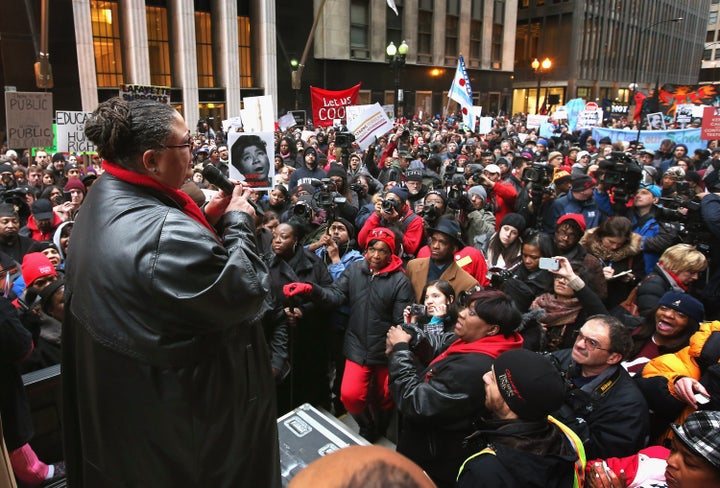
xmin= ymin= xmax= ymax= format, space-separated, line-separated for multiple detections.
xmin=421 ymin=204 xmax=441 ymax=225
xmin=539 ymin=257 xmax=560 ymax=271
xmin=521 ymin=163 xmax=553 ymax=187
xmin=599 ymin=152 xmax=643 ymax=206
xmin=409 ymin=304 xmax=427 ymax=317
xmin=292 ymin=201 xmax=313 ymax=220
xmin=381 ymin=198 xmax=401 ymax=214
xmin=335 ymin=132 xmax=356 ymax=149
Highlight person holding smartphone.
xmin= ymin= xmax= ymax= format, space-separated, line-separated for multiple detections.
xmin=529 ymin=256 xmax=608 ymax=351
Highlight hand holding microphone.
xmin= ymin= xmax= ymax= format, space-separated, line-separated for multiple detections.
xmin=202 ymin=165 xmax=257 ymax=220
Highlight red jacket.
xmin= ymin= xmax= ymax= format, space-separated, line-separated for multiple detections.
xmin=488 ymin=181 xmax=517 ymax=230
xmin=358 ymin=208 xmax=424 ymax=257
xmin=23 ymin=212 xmax=63 ymax=241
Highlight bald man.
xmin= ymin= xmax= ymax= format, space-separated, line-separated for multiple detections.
xmin=288 ymin=445 xmax=436 ymax=488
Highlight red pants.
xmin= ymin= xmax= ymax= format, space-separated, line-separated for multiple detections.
xmin=340 ymin=360 xmax=394 ymax=415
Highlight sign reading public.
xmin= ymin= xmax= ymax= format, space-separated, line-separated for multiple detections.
xmin=5 ymin=91 xmax=53 ymax=147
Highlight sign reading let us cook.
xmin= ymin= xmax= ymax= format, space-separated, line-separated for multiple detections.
xmin=310 ymin=83 xmax=361 ymax=127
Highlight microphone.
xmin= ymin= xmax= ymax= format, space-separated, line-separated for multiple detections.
xmin=202 ymin=164 xmax=235 ymax=195
xmin=201 ymin=164 xmax=259 ymax=212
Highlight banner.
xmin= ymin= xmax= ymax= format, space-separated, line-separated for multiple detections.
xmin=310 ymin=83 xmax=361 ymax=127
xmin=346 ymin=103 xmax=393 ymax=150
xmin=227 ymin=131 xmax=275 ymax=191
xmin=591 ymin=127 xmax=703 ymax=153
xmin=56 ymin=111 xmax=95 ymax=153
xmin=5 ymin=92 xmax=53 ymax=148
xmin=119 ymin=84 xmax=170 ymax=104
xmin=657 ymin=84 xmax=718 ymax=116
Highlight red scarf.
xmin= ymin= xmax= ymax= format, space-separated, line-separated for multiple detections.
xmin=428 ymin=333 xmax=523 ymax=368
xmin=103 ymin=161 xmax=220 ymax=241
xmin=659 ymin=264 xmax=689 ymax=291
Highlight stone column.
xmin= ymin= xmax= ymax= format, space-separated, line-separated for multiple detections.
xmin=169 ymin=0 xmax=199 ymax=130
xmin=72 ymin=0 xmax=98 ymax=111
xmin=119 ymin=0 xmax=150 ymax=83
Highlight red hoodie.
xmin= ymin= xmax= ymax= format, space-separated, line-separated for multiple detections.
xmin=25 ymin=212 xmax=63 ymax=241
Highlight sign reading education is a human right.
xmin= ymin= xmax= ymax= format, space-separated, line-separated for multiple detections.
xmin=56 ymin=111 xmax=96 ymax=153
xmin=5 ymin=91 xmax=53 ymax=148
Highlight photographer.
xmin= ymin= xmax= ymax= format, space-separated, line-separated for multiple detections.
xmin=461 ymin=185 xmax=496 ymax=249
xmin=358 ymin=187 xmax=424 ymax=260
xmin=542 ymin=174 xmax=605 ymax=234
xmin=476 ymin=164 xmax=518 ymax=231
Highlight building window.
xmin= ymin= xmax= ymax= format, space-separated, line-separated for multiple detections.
xmin=386 ymin=0 xmax=403 ymax=47
xmin=445 ymin=0 xmax=460 ymax=58
xmin=351 ymin=0 xmax=369 ymax=59
xmin=146 ymin=6 xmax=171 ymax=87
xmin=704 ymin=49 xmax=713 ymax=61
xmin=715 ymin=49 xmax=720 ymax=60
xmin=708 ymin=30 xmax=717 ymax=42
xmin=491 ymin=1 xmax=505 ymax=69
xmin=91 ymin=1 xmax=123 ymax=88
xmin=710 ymin=12 xmax=718 ymax=26
xmin=469 ymin=0 xmax=483 ymax=65
xmin=520 ymin=0 xmax=529 ymax=8
xmin=418 ymin=0 xmax=433 ymax=64
xmin=195 ymin=11 xmax=214 ymax=88
xmin=577 ymin=87 xmax=591 ymax=99
xmin=236 ymin=16 xmax=253 ymax=88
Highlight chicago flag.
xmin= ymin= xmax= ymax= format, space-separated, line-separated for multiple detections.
xmin=448 ymin=55 xmax=475 ymax=129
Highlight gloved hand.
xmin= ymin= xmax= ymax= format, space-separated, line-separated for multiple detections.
xmin=283 ymin=282 xmax=314 ymax=298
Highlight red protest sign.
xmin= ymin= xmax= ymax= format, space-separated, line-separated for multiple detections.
xmin=701 ymin=106 xmax=720 ymax=140
xmin=310 ymin=83 xmax=361 ymax=127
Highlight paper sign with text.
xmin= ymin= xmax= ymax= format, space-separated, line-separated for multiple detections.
xmin=56 ymin=111 xmax=96 ymax=153
xmin=5 ymin=92 xmax=53 ymax=148
xmin=346 ymin=103 xmax=393 ymax=150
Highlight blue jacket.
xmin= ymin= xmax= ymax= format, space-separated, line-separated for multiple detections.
xmin=542 ymin=191 xmax=606 ymax=233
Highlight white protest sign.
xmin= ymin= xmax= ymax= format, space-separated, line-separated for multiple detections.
xmin=119 ymin=84 xmax=171 ymax=104
xmin=553 ymin=106 xmax=568 ymax=120
xmin=346 ymin=102 xmax=394 ymax=150
xmin=478 ymin=117 xmax=494 ymax=135
xmin=278 ymin=112 xmax=297 ymax=131
xmin=222 ymin=116 xmax=243 ymax=133
xmin=242 ymin=95 xmax=275 ymax=132
xmin=576 ymin=109 xmax=602 ymax=130
xmin=227 ymin=131 xmax=275 ymax=191
xmin=5 ymin=92 xmax=53 ymax=148
xmin=345 ymin=104 xmax=374 ymax=125
xmin=56 ymin=111 xmax=96 ymax=153
xmin=675 ymin=104 xmax=693 ymax=127
xmin=526 ymin=114 xmax=549 ymax=129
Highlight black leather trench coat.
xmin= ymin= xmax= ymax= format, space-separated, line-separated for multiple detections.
xmin=62 ymin=174 xmax=280 ymax=487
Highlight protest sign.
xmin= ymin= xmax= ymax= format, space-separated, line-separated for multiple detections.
xmin=5 ymin=92 xmax=53 ymax=147
xmin=56 ymin=111 xmax=96 ymax=152
xmin=310 ymin=84 xmax=361 ymax=127
xmin=242 ymin=95 xmax=275 ymax=132
xmin=228 ymin=131 xmax=274 ymax=191
xmin=119 ymin=84 xmax=170 ymax=103
xmin=346 ymin=103 xmax=393 ymax=150
xmin=701 ymin=106 xmax=720 ymax=140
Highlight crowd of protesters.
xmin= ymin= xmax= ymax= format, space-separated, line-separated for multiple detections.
xmin=2 ymin=107 xmax=720 ymax=487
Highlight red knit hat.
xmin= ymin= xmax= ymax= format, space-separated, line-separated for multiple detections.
xmin=22 ymin=252 xmax=57 ymax=286
xmin=367 ymin=227 xmax=396 ymax=255
xmin=556 ymin=213 xmax=587 ymax=232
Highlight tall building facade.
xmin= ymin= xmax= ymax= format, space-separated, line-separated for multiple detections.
xmin=512 ymin=0 xmax=708 ymax=114
xmin=0 ymin=0 xmax=273 ymax=138
xmin=701 ymin=0 xmax=720 ymax=83
xmin=275 ymin=0 xmax=520 ymax=118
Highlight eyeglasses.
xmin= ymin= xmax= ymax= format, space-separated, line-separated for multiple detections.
xmin=160 ymin=134 xmax=193 ymax=152
xmin=574 ymin=330 xmax=609 ymax=352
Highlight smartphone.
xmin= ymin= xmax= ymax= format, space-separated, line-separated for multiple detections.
xmin=539 ymin=257 xmax=560 ymax=271
xmin=63 ymin=191 xmax=72 ymax=203
xmin=409 ymin=304 xmax=427 ymax=316
xmin=695 ymin=392 xmax=711 ymax=405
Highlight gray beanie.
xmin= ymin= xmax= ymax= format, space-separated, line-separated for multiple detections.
xmin=467 ymin=185 xmax=487 ymax=201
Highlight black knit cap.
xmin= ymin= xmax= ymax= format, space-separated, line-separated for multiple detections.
xmin=492 ymin=349 xmax=565 ymax=421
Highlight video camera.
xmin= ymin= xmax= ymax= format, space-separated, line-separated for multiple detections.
xmin=655 ymin=195 xmax=711 ymax=256
xmin=598 ymin=152 xmax=643 ymax=206
xmin=521 ymin=163 xmax=553 ymax=188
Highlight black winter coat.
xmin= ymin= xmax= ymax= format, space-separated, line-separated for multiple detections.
xmin=637 ymin=264 xmax=684 ymax=317
xmin=551 ymin=349 xmax=649 ymax=460
xmin=313 ymin=257 xmax=413 ymax=365
xmin=0 ymin=297 xmax=34 ymax=450
xmin=63 ymin=174 xmax=280 ymax=488
xmin=267 ymin=246 xmax=333 ymax=412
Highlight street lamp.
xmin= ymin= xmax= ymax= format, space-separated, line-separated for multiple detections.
xmin=387 ymin=40 xmax=409 ymax=119
xmin=531 ymin=57 xmax=552 ymax=115
xmin=630 ymin=17 xmax=683 ymax=121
